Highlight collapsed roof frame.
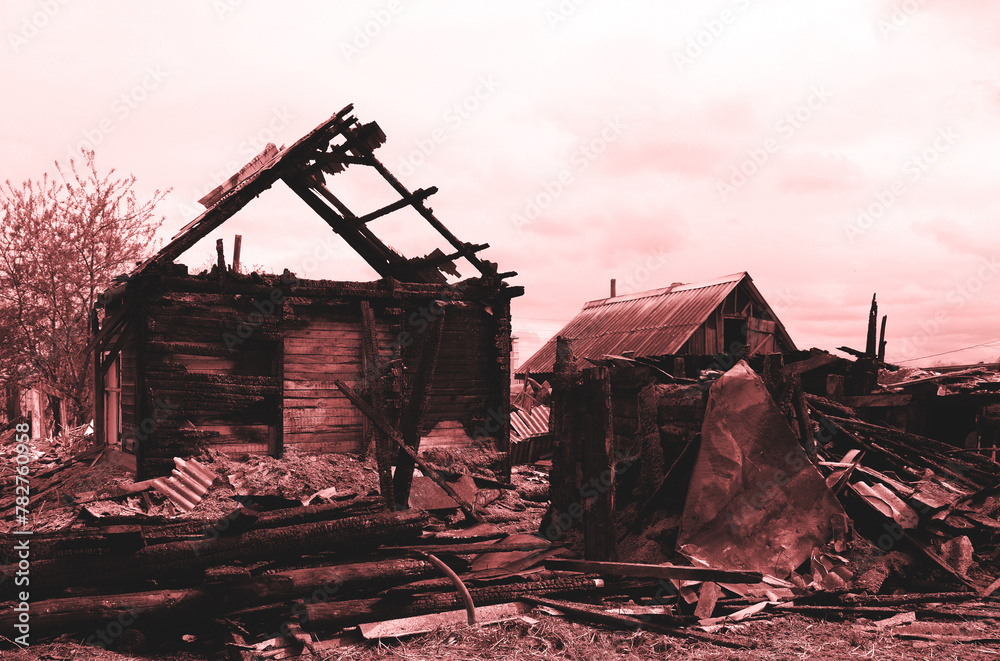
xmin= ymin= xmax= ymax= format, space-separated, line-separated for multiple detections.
xmin=134 ymin=104 xmax=512 ymax=286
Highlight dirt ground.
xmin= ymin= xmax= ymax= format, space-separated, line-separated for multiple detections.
xmin=5 ymin=612 xmax=1000 ymax=661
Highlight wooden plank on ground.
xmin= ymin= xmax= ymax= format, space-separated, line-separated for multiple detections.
xmin=360 ymin=602 xmax=529 ymax=639
xmin=543 ymin=559 xmax=763 ymax=583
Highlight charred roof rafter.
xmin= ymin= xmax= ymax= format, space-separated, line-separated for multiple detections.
xmin=131 ymin=104 xmax=511 ymax=288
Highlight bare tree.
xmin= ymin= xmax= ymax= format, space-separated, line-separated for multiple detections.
xmin=0 ymin=152 xmax=168 ymax=425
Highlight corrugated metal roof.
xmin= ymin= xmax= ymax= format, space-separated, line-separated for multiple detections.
xmin=510 ymin=405 xmax=550 ymax=440
xmin=518 ymin=272 xmax=793 ymax=375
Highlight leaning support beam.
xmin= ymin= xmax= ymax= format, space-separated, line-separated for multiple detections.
xmin=334 ymin=379 xmax=485 ymax=523
xmin=393 ymin=312 xmax=445 ymax=509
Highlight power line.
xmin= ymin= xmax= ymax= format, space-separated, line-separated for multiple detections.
xmin=896 ymin=340 xmax=1000 ymax=364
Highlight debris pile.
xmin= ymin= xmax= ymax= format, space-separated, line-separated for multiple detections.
xmin=605 ymin=357 xmax=1000 ymax=644
xmin=5 ymin=352 xmax=1000 ymax=658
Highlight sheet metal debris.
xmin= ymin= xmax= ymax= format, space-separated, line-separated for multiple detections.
xmin=677 ymin=361 xmax=847 ymax=578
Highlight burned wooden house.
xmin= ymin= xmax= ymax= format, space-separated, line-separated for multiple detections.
xmin=91 ymin=105 xmax=521 ymax=478
xmin=515 ymin=272 xmax=796 ymax=461
xmin=518 ymin=271 xmax=796 ymax=379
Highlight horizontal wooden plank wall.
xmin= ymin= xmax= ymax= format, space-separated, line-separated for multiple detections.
xmin=284 ymin=307 xmax=396 ymax=454
xmin=143 ymin=291 xmax=280 ymax=469
xmin=118 ymin=330 xmax=137 ymax=451
xmin=413 ymin=303 xmax=499 ymax=448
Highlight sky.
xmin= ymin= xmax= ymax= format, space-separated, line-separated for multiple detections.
xmin=4 ymin=0 xmax=1000 ymax=368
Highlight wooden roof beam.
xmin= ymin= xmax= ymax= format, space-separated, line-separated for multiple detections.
xmin=407 ymin=243 xmax=489 ymax=273
xmin=341 ymin=148 xmax=498 ymax=279
xmin=350 ymin=187 xmax=438 ymax=228
xmin=282 ymin=176 xmax=411 ymax=281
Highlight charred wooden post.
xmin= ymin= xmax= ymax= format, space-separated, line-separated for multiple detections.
xmin=493 ymin=294 xmax=514 ymax=480
xmin=793 ymin=376 xmax=817 ymax=463
xmin=271 ymin=301 xmax=285 ymax=459
xmin=134 ymin=302 xmax=150 ymax=480
xmin=582 ymin=367 xmax=616 ymax=561
xmin=544 ymin=339 xmax=617 ymax=560
xmin=546 ymin=336 xmax=583 ymax=542
xmin=878 ymin=314 xmax=888 ymax=362
xmin=232 ymin=234 xmax=242 ymax=274
xmin=866 ymin=294 xmax=878 ymax=358
xmin=393 ymin=311 xmax=445 ymax=509
xmin=855 ymin=294 xmax=880 ymax=394
xmin=216 ymin=238 xmax=226 ymax=279
xmin=636 ymin=384 xmax=665 ymax=499
xmin=360 ymin=300 xmax=393 ymax=505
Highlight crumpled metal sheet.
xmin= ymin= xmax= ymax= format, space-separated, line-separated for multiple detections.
xmin=677 ymin=361 xmax=846 ymax=578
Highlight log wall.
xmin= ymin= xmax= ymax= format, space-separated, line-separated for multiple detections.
xmin=283 ymin=306 xmax=396 ymax=454
xmin=411 ymin=303 xmax=500 ymax=441
xmin=141 ymin=291 xmax=281 ymax=474
xmin=105 ymin=274 xmax=515 ymax=473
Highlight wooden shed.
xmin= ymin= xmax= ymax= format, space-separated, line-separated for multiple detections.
xmin=91 ymin=105 xmax=522 ymax=478
xmin=518 ymin=272 xmax=795 ymax=379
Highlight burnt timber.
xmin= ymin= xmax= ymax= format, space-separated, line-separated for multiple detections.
xmin=91 ymin=104 xmax=522 ymax=478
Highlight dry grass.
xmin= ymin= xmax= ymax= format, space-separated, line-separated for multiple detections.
xmin=319 ymin=616 xmax=689 ymax=661
xmin=311 ymin=613 xmax=1000 ymax=661
xmin=7 ymin=613 xmax=1000 ymax=661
